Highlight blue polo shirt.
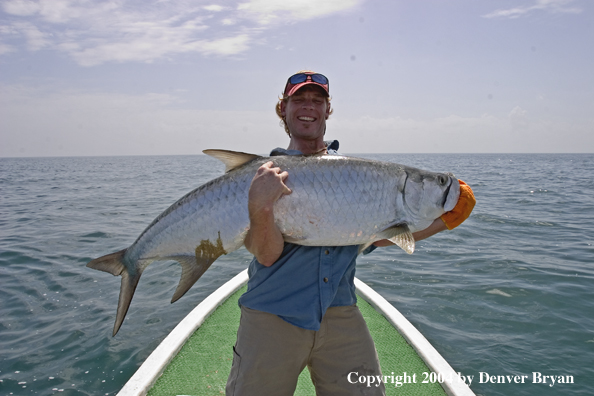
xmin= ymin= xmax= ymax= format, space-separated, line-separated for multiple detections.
xmin=238 ymin=141 xmax=376 ymax=331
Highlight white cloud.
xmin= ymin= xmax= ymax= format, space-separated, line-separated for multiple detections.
xmin=1 ymin=85 xmax=591 ymax=156
xmin=332 ymin=113 xmax=506 ymax=153
xmin=3 ymin=0 xmax=105 ymax=23
xmin=0 ymin=0 xmax=363 ymax=65
xmin=237 ymin=0 xmax=362 ymax=24
xmin=0 ymin=42 xmax=13 ymax=54
xmin=330 ymin=108 xmax=591 ymax=153
xmin=509 ymin=106 xmax=527 ymax=117
xmin=13 ymin=21 xmax=50 ymax=50
xmin=509 ymin=106 xmax=529 ymax=130
xmin=64 ymin=22 xmax=250 ymax=66
xmin=2 ymin=0 xmax=40 ymax=16
xmin=203 ymin=5 xmax=226 ymax=12
xmin=483 ymin=0 xmax=582 ymax=19
xmin=0 ymin=84 xmax=286 ymax=157
xmin=197 ymin=34 xmax=251 ymax=56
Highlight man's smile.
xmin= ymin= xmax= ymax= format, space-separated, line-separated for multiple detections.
xmin=297 ymin=116 xmax=316 ymax=122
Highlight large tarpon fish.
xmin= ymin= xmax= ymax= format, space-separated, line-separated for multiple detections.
xmin=88 ymin=150 xmax=460 ymax=335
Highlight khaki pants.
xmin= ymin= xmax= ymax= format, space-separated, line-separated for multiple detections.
xmin=226 ymin=305 xmax=385 ymax=396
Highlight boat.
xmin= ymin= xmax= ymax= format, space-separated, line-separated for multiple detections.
xmin=117 ymin=269 xmax=475 ymax=396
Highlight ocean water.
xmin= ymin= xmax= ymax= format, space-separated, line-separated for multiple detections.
xmin=1 ymin=153 xmax=593 ymax=396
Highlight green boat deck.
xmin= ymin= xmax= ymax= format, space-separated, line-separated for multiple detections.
xmin=147 ymin=285 xmax=446 ymax=396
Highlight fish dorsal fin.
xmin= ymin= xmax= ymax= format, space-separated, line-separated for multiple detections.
xmin=203 ymin=149 xmax=261 ymax=173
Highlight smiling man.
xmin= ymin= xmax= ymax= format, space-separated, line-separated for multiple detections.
xmin=225 ymin=71 xmax=475 ymax=396
xmin=282 ymin=81 xmax=331 ymax=151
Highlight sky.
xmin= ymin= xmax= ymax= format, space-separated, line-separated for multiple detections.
xmin=0 ymin=0 xmax=592 ymax=157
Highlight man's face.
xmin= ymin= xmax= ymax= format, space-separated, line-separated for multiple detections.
xmin=281 ymin=86 xmax=330 ymax=141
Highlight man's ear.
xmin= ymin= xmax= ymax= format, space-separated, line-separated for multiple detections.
xmin=280 ymin=100 xmax=287 ymax=117
xmin=325 ymin=102 xmax=331 ymax=119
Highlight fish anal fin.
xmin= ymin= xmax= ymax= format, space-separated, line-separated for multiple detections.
xmin=169 ymin=255 xmax=214 ymax=303
xmin=170 ymin=233 xmax=227 ymax=302
xmin=203 ymin=149 xmax=261 ymax=173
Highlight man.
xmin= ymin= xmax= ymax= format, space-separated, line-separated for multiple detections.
xmin=226 ymin=71 xmax=475 ymax=395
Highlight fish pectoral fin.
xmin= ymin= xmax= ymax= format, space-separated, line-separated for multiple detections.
xmin=382 ymin=224 xmax=416 ymax=255
xmin=358 ymin=242 xmax=374 ymax=255
xmin=87 ymin=249 xmax=145 ymax=336
xmin=203 ymin=149 xmax=261 ymax=173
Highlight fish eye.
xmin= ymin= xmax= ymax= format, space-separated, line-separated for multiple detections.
xmin=437 ymin=175 xmax=448 ymax=186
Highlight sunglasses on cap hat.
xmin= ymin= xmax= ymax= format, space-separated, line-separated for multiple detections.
xmin=283 ymin=73 xmax=329 ymax=97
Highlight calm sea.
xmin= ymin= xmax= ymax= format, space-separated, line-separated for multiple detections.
xmin=1 ymin=153 xmax=593 ymax=396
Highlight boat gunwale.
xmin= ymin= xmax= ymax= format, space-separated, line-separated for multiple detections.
xmin=354 ymin=278 xmax=475 ymax=396
xmin=117 ymin=269 xmax=475 ymax=396
xmin=116 ymin=270 xmax=249 ymax=396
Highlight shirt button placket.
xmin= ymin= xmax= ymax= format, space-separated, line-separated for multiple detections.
xmin=324 ymin=249 xmax=330 ymax=283
xmin=320 ymin=248 xmax=332 ymax=298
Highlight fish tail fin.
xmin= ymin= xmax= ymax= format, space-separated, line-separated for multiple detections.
xmin=87 ymin=249 xmax=142 ymax=336
xmin=87 ymin=249 xmax=127 ymax=275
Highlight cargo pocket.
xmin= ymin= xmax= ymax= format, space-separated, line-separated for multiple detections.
xmin=225 ymin=345 xmax=242 ymax=395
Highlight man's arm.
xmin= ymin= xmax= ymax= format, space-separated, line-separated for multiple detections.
xmin=373 ymin=218 xmax=447 ymax=247
xmin=243 ymin=161 xmax=292 ymax=267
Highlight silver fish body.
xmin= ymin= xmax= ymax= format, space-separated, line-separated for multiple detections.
xmin=88 ymin=151 xmax=460 ymax=335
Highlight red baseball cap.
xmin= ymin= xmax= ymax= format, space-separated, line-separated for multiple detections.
xmin=283 ymin=71 xmax=329 ymax=98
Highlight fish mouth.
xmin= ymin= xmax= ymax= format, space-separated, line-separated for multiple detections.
xmin=441 ymin=180 xmax=452 ymax=208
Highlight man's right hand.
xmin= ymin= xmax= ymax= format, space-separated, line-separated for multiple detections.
xmin=248 ymin=161 xmax=292 ymax=213
xmin=244 ymin=162 xmax=292 ymax=266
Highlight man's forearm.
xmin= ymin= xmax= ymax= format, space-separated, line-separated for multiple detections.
xmin=411 ymin=217 xmax=448 ymax=241
xmin=373 ymin=218 xmax=448 ymax=247
xmin=244 ymin=161 xmax=292 ymax=266
xmin=244 ymin=206 xmax=285 ymax=266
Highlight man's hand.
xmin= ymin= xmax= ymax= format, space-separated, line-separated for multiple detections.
xmin=440 ymin=180 xmax=476 ymax=230
xmin=248 ymin=161 xmax=292 ymax=213
xmin=244 ymin=162 xmax=292 ymax=266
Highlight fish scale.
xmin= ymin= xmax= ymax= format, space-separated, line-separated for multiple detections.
xmin=87 ymin=150 xmax=460 ymax=335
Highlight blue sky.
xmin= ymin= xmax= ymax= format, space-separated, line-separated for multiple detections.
xmin=0 ymin=0 xmax=592 ymax=156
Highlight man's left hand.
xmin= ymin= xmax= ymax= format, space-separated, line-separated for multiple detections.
xmin=440 ymin=180 xmax=476 ymax=230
